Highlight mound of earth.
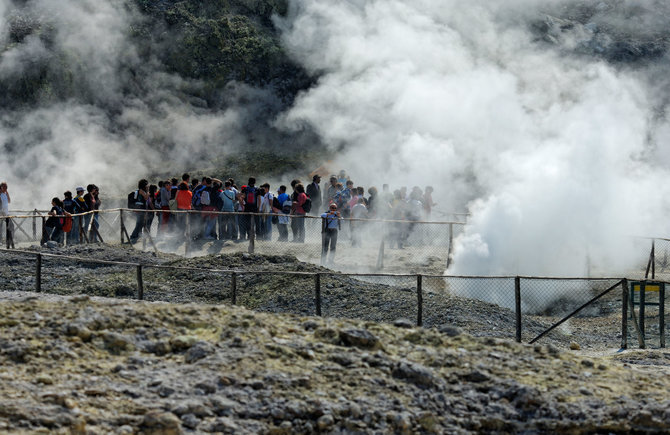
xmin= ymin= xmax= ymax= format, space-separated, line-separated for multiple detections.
xmin=1 ymin=244 xmax=631 ymax=351
xmin=1 ymin=292 xmax=670 ymax=433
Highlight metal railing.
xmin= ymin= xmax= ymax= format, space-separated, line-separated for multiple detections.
xmin=2 ymin=208 xmax=465 ymax=273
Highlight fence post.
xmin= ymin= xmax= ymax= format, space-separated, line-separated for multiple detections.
xmin=185 ymin=212 xmax=191 ymax=257
xmin=137 ymin=265 xmax=144 ymax=300
xmin=640 ymin=281 xmax=646 ymax=348
xmin=41 ymin=216 xmax=47 ymax=245
xmin=515 ymin=276 xmax=521 ymax=343
xmin=315 ymin=273 xmax=322 ymax=316
xmin=248 ymin=214 xmax=255 ymax=254
xmin=660 ymin=282 xmax=665 ymax=348
xmin=446 ymin=222 xmax=454 ymax=269
xmin=621 ymin=279 xmax=628 ymax=350
xmin=120 ymin=209 xmax=125 ymax=243
xmin=231 ymin=272 xmax=237 ymax=305
xmin=35 ymin=254 xmax=42 ymax=293
xmin=417 ymin=274 xmax=423 ymax=327
xmin=33 ymin=209 xmax=37 ymax=241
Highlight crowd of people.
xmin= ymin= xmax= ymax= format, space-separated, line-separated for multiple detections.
xmin=120 ymin=170 xmax=436 ymax=264
xmin=27 ymin=169 xmax=437 ymax=264
xmin=44 ymin=185 xmax=101 ymax=244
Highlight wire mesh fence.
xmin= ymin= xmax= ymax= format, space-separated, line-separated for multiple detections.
xmin=2 ymin=247 xmax=667 ymax=349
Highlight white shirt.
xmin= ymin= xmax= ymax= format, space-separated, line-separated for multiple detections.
xmin=0 ymin=192 xmax=8 ymax=214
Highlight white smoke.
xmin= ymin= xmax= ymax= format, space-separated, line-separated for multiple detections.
xmin=0 ymin=0 xmax=248 ymax=208
xmin=275 ymin=0 xmax=670 ymax=293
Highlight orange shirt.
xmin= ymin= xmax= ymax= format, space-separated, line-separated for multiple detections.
xmin=176 ymin=189 xmax=192 ymax=210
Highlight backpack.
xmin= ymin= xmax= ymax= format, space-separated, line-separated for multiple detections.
xmin=245 ymin=186 xmax=257 ymax=206
xmin=302 ymin=196 xmax=312 ymax=213
xmin=62 ymin=212 xmax=73 ymax=233
xmin=282 ymin=199 xmax=292 ymax=215
xmin=127 ymin=190 xmax=139 ymax=209
xmin=192 ymin=185 xmax=206 ymax=209
xmin=212 ymin=190 xmax=224 ymax=210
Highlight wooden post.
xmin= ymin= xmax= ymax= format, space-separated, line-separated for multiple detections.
xmin=35 ymin=254 xmax=42 ymax=293
xmin=32 ymin=209 xmax=37 ymax=241
xmin=137 ymin=265 xmax=144 ymax=300
xmin=185 ymin=212 xmax=191 ymax=257
xmin=231 ymin=272 xmax=237 ymax=305
xmin=660 ymin=282 xmax=665 ymax=348
xmin=446 ymin=222 xmax=454 ymax=269
xmin=120 ymin=210 xmax=125 ymax=243
xmin=640 ymin=281 xmax=646 ymax=347
xmin=515 ymin=276 xmax=522 ymax=343
xmin=41 ymin=216 xmax=47 ymax=246
xmin=652 ymin=240 xmax=656 ymax=280
xmin=315 ymin=273 xmax=322 ymax=316
xmin=248 ymin=213 xmax=255 ymax=254
xmin=621 ymin=279 xmax=628 ymax=350
xmin=417 ymin=274 xmax=423 ymax=327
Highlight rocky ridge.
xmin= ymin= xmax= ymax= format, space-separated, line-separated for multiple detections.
xmin=1 ymin=292 xmax=670 ymax=434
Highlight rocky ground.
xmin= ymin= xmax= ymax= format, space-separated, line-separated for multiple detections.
xmin=1 ymin=244 xmax=669 ymax=433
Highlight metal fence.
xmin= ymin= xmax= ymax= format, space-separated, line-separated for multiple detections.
xmin=1 ymin=248 xmax=668 ymax=350
xmin=2 ymin=209 xmax=464 ymax=274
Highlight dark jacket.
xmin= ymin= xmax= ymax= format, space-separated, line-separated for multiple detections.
xmin=306 ymin=182 xmax=322 ymax=214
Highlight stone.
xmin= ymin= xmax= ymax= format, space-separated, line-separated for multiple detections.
xmin=569 ymin=342 xmax=581 ymax=350
xmin=438 ymin=325 xmax=463 ymax=337
xmin=103 ymin=332 xmax=134 ymax=353
xmin=184 ymin=342 xmax=214 ymax=363
xmin=141 ymin=411 xmax=182 ymax=435
xmin=317 ymin=414 xmax=334 ymax=430
xmin=181 ymin=414 xmax=199 ymax=430
xmin=392 ymin=361 xmax=437 ymax=388
xmin=393 ymin=318 xmax=414 ymax=328
xmin=194 ymin=381 xmax=216 ymax=394
xmin=339 ymin=329 xmax=380 ymax=349
xmin=169 ymin=335 xmax=198 ymax=351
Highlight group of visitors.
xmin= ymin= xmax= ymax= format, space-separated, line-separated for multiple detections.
xmin=44 ymin=185 xmax=101 ymax=244
xmin=124 ymin=170 xmax=437 ymax=263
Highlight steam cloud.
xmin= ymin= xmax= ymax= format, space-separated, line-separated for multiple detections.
xmin=0 ymin=0 xmax=273 ymax=208
xmin=276 ymin=0 xmax=670 ymax=293
xmin=3 ymin=0 xmax=670 ymax=307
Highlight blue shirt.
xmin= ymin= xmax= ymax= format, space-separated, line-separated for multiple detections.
xmin=321 ymin=211 xmax=340 ymax=229
xmin=277 ymin=193 xmax=289 ymax=205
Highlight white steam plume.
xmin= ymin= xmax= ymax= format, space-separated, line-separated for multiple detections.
xmin=276 ymin=0 xmax=670 ymax=294
xmin=0 ymin=0 xmax=262 ymax=208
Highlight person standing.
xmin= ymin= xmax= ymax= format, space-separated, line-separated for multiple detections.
xmin=175 ymin=181 xmax=192 ymax=239
xmin=129 ymin=179 xmax=149 ymax=244
xmin=159 ymin=180 xmax=172 ymax=235
xmin=321 ymin=203 xmax=340 ymax=265
xmin=325 ymin=175 xmax=338 ymax=206
xmin=0 ymin=182 xmax=9 ymax=245
xmin=291 ymin=183 xmax=308 ymax=243
xmin=306 ymin=175 xmax=322 ymax=215
xmin=44 ymin=197 xmax=65 ymax=244
xmin=276 ymin=185 xmax=290 ymax=242
xmin=72 ymin=186 xmax=88 ymax=243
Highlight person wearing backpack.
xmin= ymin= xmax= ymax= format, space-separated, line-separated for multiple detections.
xmin=276 ymin=185 xmax=290 ymax=242
xmin=240 ymin=177 xmax=259 ymax=240
xmin=44 ymin=197 xmax=65 ymax=244
xmin=218 ymin=181 xmax=237 ymax=240
xmin=291 ymin=183 xmax=308 ymax=243
xmin=62 ymin=191 xmax=77 ymax=245
xmin=259 ymin=183 xmax=275 ymax=241
xmin=202 ymin=178 xmax=219 ymax=240
xmin=129 ymin=179 xmax=149 ymax=244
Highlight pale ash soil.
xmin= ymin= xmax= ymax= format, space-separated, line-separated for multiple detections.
xmin=0 ymin=244 xmax=669 ymax=433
